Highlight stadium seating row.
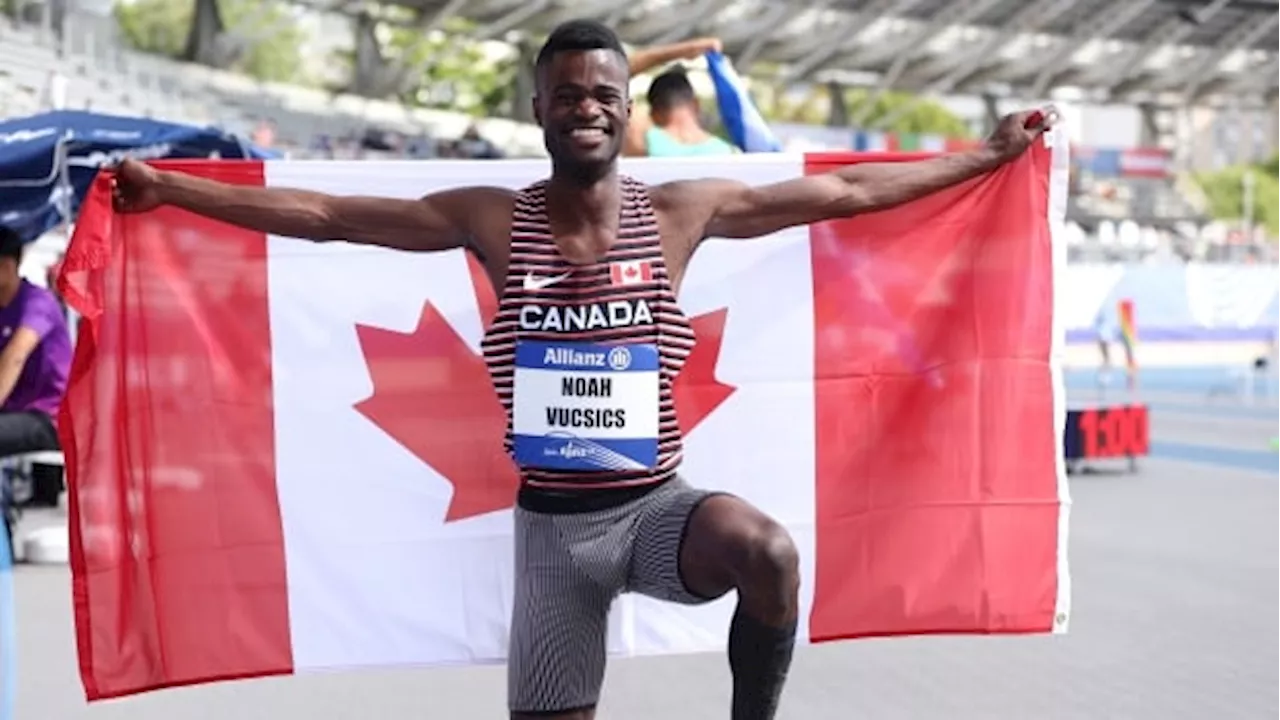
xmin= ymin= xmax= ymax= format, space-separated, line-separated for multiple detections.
xmin=0 ymin=13 xmax=548 ymax=158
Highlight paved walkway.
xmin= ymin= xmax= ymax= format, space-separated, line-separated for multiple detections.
xmin=9 ymin=381 xmax=1278 ymax=719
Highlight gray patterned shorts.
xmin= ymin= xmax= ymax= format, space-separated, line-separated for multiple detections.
xmin=508 ymin=477 xmax=724 ymax=713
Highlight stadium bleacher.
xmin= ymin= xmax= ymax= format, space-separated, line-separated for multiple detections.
xmin=0 ymin=12 xmax=547 ymax=159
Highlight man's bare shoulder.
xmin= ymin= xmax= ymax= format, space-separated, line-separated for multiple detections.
xmin=431 ymin=186 xmax=518 ymax=263
xmin=648 ymin=177 xmax=743 ymax=212
xmin=421 ymin=185 xmax=518 ymax=208
xmin=648 ymin=178 xmax=750 ymax=226
xmin=418 ymin=185 xmax=516 ymax=234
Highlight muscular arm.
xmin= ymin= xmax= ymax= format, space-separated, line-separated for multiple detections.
xmin=700 ymin=147 xmax=1005 ymax=240
xmin=0 ymin=327 xmax=39 ymax=408
xmin=628 ymin=38 xmax=719 ymax=75
xmin=684 ymin=111 xmax=1048 ymax=242
xmin=152 ymin=169 xmax=510 ymax=253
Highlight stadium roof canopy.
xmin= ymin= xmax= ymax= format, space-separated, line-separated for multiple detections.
xmin=323 ymin=0 xmax=1279 ymax=107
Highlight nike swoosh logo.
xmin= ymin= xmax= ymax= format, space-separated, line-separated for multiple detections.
xmin=523 ymin=270 xmax=573 ymax=291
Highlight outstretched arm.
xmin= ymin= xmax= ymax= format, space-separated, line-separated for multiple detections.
xmin=691 ymin=110 xmax=1049 ymax=241
xmin=112 ymin=158 xmax=511 ymax=254
xmin=628 ymin=37 xmax=721 ymax=75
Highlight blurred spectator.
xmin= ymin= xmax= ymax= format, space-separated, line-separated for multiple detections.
xmin=309 ymin=134 xmax=335 ymax=159
xmin=0 ymin=227 xmax=70 ymax=506
xmin=628 ymin=67 xmax=736 ymax=158
xmin=406 ymin=133 xmax=437 ymax=159
xmin=622 ymin=37 xmax=736 ymax=158
xmin=455 ymin=124 xmax=503 ymax=159
xmin=360 ymin=127 xmax=399 ymax=153
xmin=251 ymin=118 xmax=276 ymax=149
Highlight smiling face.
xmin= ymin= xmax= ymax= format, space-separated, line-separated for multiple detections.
xmin=534 ymin=48 xmax=631 ymax=183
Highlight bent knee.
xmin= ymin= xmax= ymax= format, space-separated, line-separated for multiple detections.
xmin=738 ymin=522 xmax=799 ymax=585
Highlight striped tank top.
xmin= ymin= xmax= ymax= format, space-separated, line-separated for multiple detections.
xmin=480 ymin=176 xmax=696 ymax=513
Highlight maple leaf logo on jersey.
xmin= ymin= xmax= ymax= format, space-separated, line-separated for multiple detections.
xmin=353 ymin=255 xmax=736 ymax=522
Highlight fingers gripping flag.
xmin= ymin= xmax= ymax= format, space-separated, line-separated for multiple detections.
xmin=58 ymin=132 xmax=1072 ymax=701
xmin=705 ymin=50 xmax=781 ymax=153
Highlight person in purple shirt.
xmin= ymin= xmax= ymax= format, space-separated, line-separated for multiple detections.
xmin=0 ymin=227 xmax=71 ymax=510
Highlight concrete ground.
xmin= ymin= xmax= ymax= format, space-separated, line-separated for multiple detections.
xmin=7 ymin=366 xmax=1278 ymax=719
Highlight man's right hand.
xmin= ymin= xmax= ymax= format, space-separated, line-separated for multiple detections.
xmin=111 ymin=158 xmax=164 ymax=214
xmin=681 ymin=37 xmax=722 ymax=59
xmin=628 ymin=37 xmax=724 ymax=75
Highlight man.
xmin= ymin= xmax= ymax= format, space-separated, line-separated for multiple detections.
xmin=0 ymin=227 xmax=71 ymax=528
xmin=0 ymin=229 xmax=69 ymax=461
xmin=111 ymin=19 xmax=1052 ymax=720
xmin=457 ymin=124 xmax=505 ymax=159
xmin=627 ymin=66 xmax=738 ymax=157
xmin=625 ymin=37 xmax=733 ymax=157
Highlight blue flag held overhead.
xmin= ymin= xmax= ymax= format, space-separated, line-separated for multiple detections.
xmin=704 ymin=50 xmax=781 ymax=153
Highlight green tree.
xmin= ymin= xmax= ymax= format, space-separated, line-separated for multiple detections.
xmin=845 ymin=89 xmax=972 ymax=137
xmin=331 ymin=14 xmax=516 ymax=117
xmin=753 ymin=82 xmax=971 ymax=137
xmin=1193 ymin=165 xmax=1280 ymax=237
xmin=113 ymin=0 xmax=307 ymax=84
xmin=1258 ymin=151 xmax=1278 ymax=178
xmin=763 ymin=84 xmax=829 ymax=126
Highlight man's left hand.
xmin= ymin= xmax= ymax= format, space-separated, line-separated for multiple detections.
xmin=984 ymin=109 xmax=1056 ymax=164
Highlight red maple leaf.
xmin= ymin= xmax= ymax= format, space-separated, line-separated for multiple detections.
xmin=354 ymin=254 xmax=737 ymax=522
xmin=672 ymin=307 xmax=736 ymax=437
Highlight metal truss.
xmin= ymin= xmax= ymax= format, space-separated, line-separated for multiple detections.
xmin=911 ymin=0 xmax=1075 ymax=95
xmin=762 ymin=0 xmax=855 ymax=65
xmin=473 ymin=0 xmax=552 ymax=40
xmin=1023 ymin=0 xmax=1157 ymax=98
xmin=1197 ymin=52 xmax=1280 ymax=99
xmin=729 ymin=3 xmax=800 ymax=67
xmin=783 ymin=0 xmax=925 ymax=81
xmin=541 ymin=0 xmax=631 ymax=27
xmin=310 ymin=0 xmax=1280 ymax=105
xmin=844 ymin=0 xmax=1007 ymax=125
xmin=864 ymin=0 xmax=1075 ymax=128
xmin=1097 ymin=0 xmax=1234 ymax=97
xmin=1182 ymin=10 xmax=1280 ymax=102
xmin=623 ymin=0 xmax=740 ymax=43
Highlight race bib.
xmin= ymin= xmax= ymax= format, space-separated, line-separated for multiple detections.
xmin=511 ymin=339 xmax=660 ymax=472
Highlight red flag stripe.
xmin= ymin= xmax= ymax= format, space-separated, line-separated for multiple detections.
xmin=807 ymin=144 xmax=1063 ymax=640
xmin=59 ymin=161 xmax=292 ymax=699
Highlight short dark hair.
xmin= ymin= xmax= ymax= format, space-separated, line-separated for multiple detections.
xmin=0 ymin=226 xmax=22 ymax=265
xmin=647 ymin=67 xmax=697 ymax=113
xmin=535 ymin=19 xmax=627 ymax=73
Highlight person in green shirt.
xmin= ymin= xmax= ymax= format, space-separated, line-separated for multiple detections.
xmin=624 ymin=38 xmax=738 ymax=158
xmin=635 ymin=68 xmax=738 ymax=157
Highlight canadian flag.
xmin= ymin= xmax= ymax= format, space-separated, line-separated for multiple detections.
xmin=610 ymin=259 xmax=653 ymax=286
xmin=57 ymin=132 xmax=1072 ymax=701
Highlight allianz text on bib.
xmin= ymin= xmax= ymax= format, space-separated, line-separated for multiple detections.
xmin=511 ymin=339 xmax=660 ymax=471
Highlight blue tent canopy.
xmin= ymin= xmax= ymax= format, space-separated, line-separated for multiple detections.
xmin=0 ymin=110 xmax=278 ymax=243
